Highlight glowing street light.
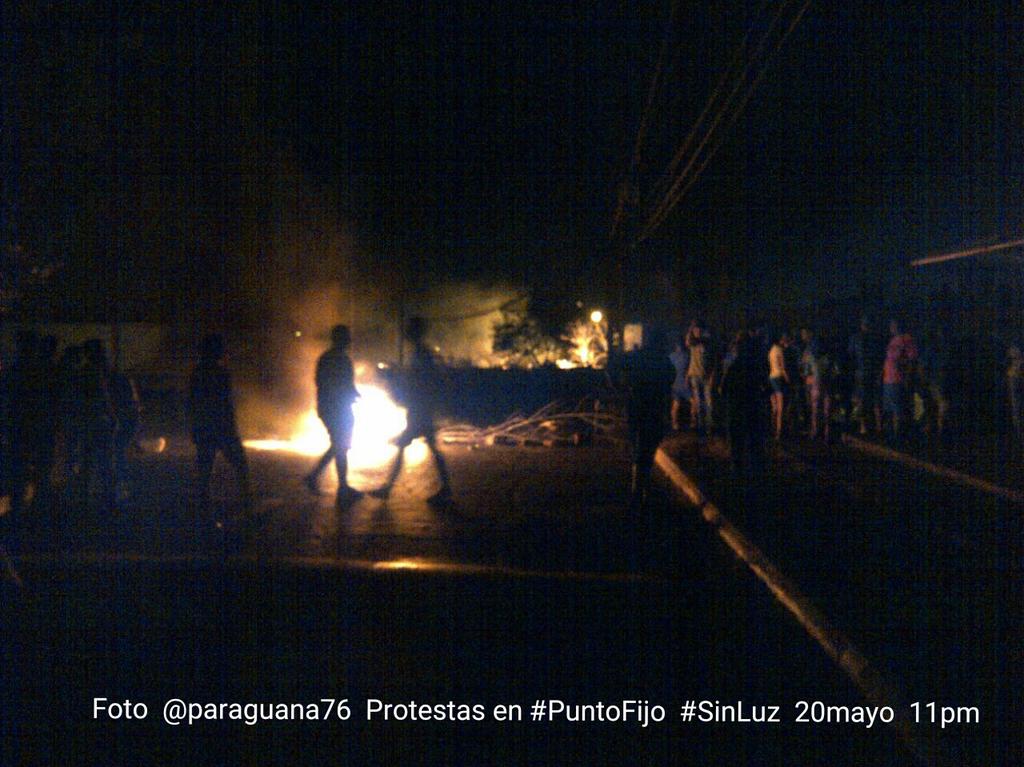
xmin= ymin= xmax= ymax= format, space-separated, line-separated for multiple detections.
xmin=590 ymin=309 xmax=603 ymax=324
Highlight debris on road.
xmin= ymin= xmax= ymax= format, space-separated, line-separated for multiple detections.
xmin=440 ymin=400 xmax=626 ymax=448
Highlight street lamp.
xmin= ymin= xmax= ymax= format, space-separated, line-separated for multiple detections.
xmin=590 ymin=309 xmax=603 ymax=324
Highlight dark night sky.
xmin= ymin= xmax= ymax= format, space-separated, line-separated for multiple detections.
xmin=4 ymin=0 xmax=1023 ymax=326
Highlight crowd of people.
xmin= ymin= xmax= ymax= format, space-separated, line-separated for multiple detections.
xmin=0 ymin=318 xmax=455 ymax=527
xmin=4 ymin=310 xmax=1022 ymax=523
xmin=606 ymin=313 xmax=983 ymax=501
xmin=0 ymin=328 xmax=254 ymax=523
xmin=657 ymin=313 xmax=1024 ymax=477
xmin=0 ymin=331 xmax=140 ymax=519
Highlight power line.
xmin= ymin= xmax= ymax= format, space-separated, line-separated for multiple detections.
xmin=911 ymin=237 xmax=1024 ymax=267
xmin=638 ymin=0 xmax=812 ymax=242
xmin=610 ymin=0 xmax=679 ymax=241
xmin=643 ymin=0 xmax=780 ymax=219
xmin=640 ymin=0 xmax=805 ymax=240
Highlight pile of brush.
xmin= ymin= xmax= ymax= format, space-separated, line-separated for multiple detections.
xmin=439 ymin=400 xmax=626 ymax=448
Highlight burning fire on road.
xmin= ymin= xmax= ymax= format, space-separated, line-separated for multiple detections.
xmin=244 ymin=381 xmax=429 ymax=477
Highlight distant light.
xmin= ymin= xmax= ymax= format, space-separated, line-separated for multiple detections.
xmin=434 ymin=346 xmax=441 ymax=353
xmin=294 ymin=330 xmax=302 ymax=338
xmin=556 ymin=359 xmax=574 ymax=369
xmin=373 ymin=558 xmax=424 ymax=571
xmin=377 ymin=361 xmax=389 ymax=369
xmin=590 ymin=310 xmax=603 ymax=324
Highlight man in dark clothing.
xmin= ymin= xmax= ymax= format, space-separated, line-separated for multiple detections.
xmin=305 ymin=324 xmax=362 ymax=506
xmin=57 ymin=344 xmax=86 ymax=483
xmin=77 ymin=339 xmax=117 ymax=510
xmin=371 ymin=317 xmax=453 ymax=507
xmin=0 ymin=350 xmax=8 ymax=504
xmin=22 ymin=335 xmax=60 ymax=509
xmin=617 ymin=327 xmax=675 ymax=509
xmin=720 ymin=332 xmax=770 ymax=479
xmin=848 ymin=316 xmax=885 ymax=434
xmin=188 ymin=334 xmax=250 ymax=513
xmin=36 ymin=336 xmax=60 ymax=475
xmin=109 ymin=367 xmax=141 ymax=498
xmin=7 ymin=332 xmax=45 ymax=514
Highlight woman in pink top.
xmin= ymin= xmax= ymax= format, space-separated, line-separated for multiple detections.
xmin=881 ymin=320 xmax=917 ymax=441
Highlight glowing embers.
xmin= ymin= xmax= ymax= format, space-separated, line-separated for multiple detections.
xmin=244 ymin=383 xmax=428 ymax=472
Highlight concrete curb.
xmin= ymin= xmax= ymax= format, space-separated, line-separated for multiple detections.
xmin=842 ymin=433 xmax=1024 ymax=504
xmin=654 ymin=447 xmax=959 ymax=767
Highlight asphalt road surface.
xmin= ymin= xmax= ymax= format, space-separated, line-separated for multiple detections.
xmin=3 ymin=442 xmax=912 ymax=765
xmin=664 ymin=432 xmax=1023 ymax=767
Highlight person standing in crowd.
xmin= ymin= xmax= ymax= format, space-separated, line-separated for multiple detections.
xmin=33 ymin=336 xmax=60 ymax=504
xmin=882 ymin=319 xmax=918 ymax=443
xmin=720 ymin=331 xmax=740 ymax=379
xmin=7 ymin=332 xmax=42 ymax=515
xmin=721 ymin=331 xmax=769 ymax=478
xmin=848 ymin=317 xmax=885 ymax=435
xmin=1007 ymin=343 xmax=1024 ymax=444
xmin=815 ymin=336 xmax=840 ymax=442
xmin=715 ymin=331 xmax=740 ymax=428
xmin=668 ymin=335 xmax=690 ymax=432
xmin=0 ymin=350 xmax=7 ymax=507
xmin=78 ymin=339 xmax=117 ymax=510
xmin=305 ymin=324 xmax=362 ymax=507
xmin=109 ymin=364 xmax=141 ymax=499
xmin=783 ymin=327 xmax=804 ymax=434
xmin=685 ymin=320 xmax=709 ymax=433
xmin=799 ymin=328 xmax=823 ymax=439
xmin=57 ymin=344 xmax=86 ymax=484
xmin=617 ymin=327 xmax=675 ymax=509
xmin=768 ymin=333 xmax=790 ymax=441
xmin=371 ymin=317 xmax=453 ymax=507
xmin=918 ymin=327 xmax=949 ymax=442
xmin=188 ymin=334 xmax=251 ymax=515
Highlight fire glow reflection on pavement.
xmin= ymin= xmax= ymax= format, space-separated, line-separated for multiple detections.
xmin=244 ymin=384 xmax=429 ymax=477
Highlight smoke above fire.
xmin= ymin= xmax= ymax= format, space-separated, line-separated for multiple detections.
xmin=415 ymin=283 xmax=528 ymax=366
xmin=226 ymin=153 xmax=576 ymax=461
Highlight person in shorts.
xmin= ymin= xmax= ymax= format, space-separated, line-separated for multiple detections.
xmin=685 ymin=320 xmax=709 ymax=432
xmin=768 ymin=333 xmax=790 ymax=440
xmin=668 ymin=335 xmax=690 ymax=431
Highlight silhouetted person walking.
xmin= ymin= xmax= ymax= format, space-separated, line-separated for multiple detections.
xmin=617 ymin=327 xmax=674 ymax=510
xmin=188 ymin=334 xmax=250 ymax=515
xmin=371 ymin=317 xmax=453 ymax=507
xmin=305 ymin=325 xmax=362 ymax=506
